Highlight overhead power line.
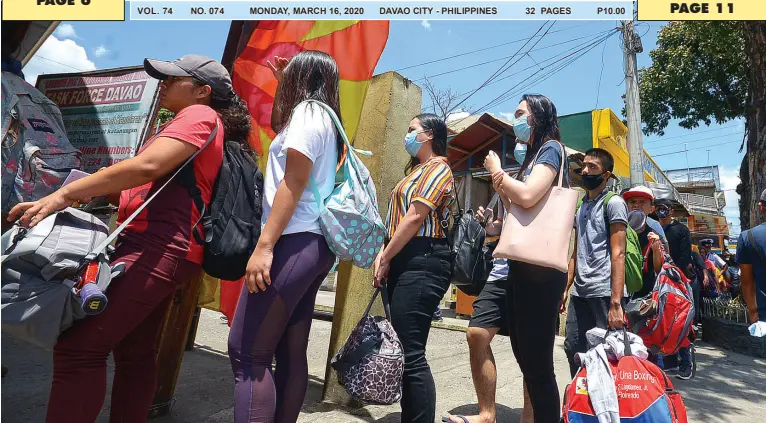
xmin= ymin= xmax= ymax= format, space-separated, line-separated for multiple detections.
xmin=417 ymin=29 xmax=615 ymax=83
xmin=448 ymin=21 xmax=555 ymax=115
xmin=650 ymin=140 xmax=742 ymax=158
xmin=397 ymin=22 xmax=593 ymax=72
xmin=430 ymin=29 xmax=617 ymax=105
xmin=475 ymin=31 xmax=618 ymax=113
xmin=471 ymin=29 xmax=619 ymax=114
xmin=416 ymin=27 xmax=612 ymax=82
xmin=643 ymin=123 xmax=743 ymax=145
xmin=595 ymin=34 xmax=610 ymax=109
xmin=35 ymin=55 xmax=88 ymax=72
xmin=441 ymin=30 xmax=617 ymax=121
xmin=645 ymin=133 xmax=745 ymax=151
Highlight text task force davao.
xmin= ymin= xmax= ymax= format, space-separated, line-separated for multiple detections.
xmin=46 ymin=83 xmax=146 ymax=107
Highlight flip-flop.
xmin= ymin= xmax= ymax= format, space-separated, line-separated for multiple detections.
xmin=442 ymin=416 xmax=469 ymax=423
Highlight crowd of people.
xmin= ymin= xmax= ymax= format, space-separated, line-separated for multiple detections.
xmin=3 ymin=23 xmax=766 ymax=423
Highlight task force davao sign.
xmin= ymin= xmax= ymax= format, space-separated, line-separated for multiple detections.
xmin=2 ymin=0 xmax=125 ymax=21
xmin=637 ymin=0 xmax=765 ymax=20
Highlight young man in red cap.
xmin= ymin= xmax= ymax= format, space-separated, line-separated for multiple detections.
xmin=622 ymin=188 xmax=665 ymax=298
xmin=621 ymin=186 xmax=669 ymax=253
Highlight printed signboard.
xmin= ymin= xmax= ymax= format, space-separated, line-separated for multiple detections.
xmin=36 ymin=66 xmax=161 ymax=173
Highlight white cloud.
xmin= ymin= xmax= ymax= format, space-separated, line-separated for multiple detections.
xmin=421 ymin=20 xmax=432 ymax=31
xmin=93 ymin=45 xmax=110 ymax=58
xmin=24 ymin=35 xmax=96 ymax=85
xmin=54 ymin=24 xmax=77 ymax=39
xmin=447 ymin=111 xmax=470 ymax=122
xmin=498 ymin=112 xmax=515 ymax=122
xmin=719 ymin=166 xmax=741 ymax=236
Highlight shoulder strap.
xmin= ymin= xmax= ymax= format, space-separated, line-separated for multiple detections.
xmin=553 ymin=141 xmax=567 ymax=187
xmin=304 ymin=100 xmax=372 ymax=208
xmin=179 ymin=160 xmax=209 ymax=245
xmin=603 ymin=191 xmax=615 ymax=231
xmin=436 ymin=192 xmax=457 ymax=247
xmin=748 ymin=230 xmax=766 ymax=268
xmin=524 ymin=140 xmax=567 ymax=186
xmin=602 ymin=191 xmax=616 ymax=250
xmin=84 ymin=122 xmax=218 ymax=262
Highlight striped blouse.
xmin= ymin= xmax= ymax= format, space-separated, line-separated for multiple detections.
xmin=385 ymin=157 xmax=454 ymax=239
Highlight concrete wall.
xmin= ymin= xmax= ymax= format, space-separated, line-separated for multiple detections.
xmin=323 ymin=72 xmax=422 ymax=403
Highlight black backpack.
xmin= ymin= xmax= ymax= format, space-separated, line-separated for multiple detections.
xmin=181 ymin=140 xmax=263 ymax=281
xmin=450 ymin=210 xmax=490 ymax=296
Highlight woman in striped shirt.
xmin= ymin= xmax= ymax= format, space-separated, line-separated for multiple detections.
xmin=373 ymin=113 xmax=454 ymax=423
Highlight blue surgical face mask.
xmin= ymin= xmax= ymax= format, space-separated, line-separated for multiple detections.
xmin=513 ymin=142 xmax=527 ymax=164
xmin=404 ymin=130 xmax=424 ymax=157
xmin=512 ymin=115 xmax=532 ymax=143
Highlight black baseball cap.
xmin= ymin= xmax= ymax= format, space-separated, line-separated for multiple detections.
xmin=654 ymin=198 xmax=673 ymax=209
xmin=144 ymin=54 xmax=233 ymax=98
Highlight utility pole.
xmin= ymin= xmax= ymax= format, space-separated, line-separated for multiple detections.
xmin=622 ymin=18 xmax=645 ymax=187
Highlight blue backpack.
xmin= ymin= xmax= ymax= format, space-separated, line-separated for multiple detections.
xmin=306 ymin=100 xmax=385 ymax=269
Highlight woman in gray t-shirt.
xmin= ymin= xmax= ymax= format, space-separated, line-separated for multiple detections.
xmin=483 ymin=94 xmax=570 ymax=423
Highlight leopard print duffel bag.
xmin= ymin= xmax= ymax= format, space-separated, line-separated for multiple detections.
xmin=331 ymin=286 xmax=403 ymax=405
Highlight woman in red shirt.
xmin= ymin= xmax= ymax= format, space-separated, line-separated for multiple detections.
xmin=8 ymin=55 xmax=252 ymax=423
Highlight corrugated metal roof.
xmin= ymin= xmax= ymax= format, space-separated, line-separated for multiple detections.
xmin=447 ymin=113 xmax=583 ymax=174
xmin=447 ymin=113 xmax=514 ymax=172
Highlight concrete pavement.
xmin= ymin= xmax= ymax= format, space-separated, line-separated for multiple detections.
xmin=2 ymin=308 xmax=765 ymax=422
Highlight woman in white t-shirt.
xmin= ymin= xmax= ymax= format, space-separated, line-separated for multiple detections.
xmin=227 ymin=51 xmax=340 ymax=423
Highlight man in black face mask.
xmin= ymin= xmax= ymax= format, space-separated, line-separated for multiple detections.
xmin=563 ymin=148 xmax=629 ymax=378
xmin=655 ymin=199 xmax=692 ymax=275
xmin=655 ymin=199 xmax=697 ymax=380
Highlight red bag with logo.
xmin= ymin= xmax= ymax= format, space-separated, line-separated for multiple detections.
xmin=563 ymin=332 xmax=688 ymax=422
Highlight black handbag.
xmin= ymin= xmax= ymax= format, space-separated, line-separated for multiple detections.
xmin=450 ymin=210 xmax=489 ymax=292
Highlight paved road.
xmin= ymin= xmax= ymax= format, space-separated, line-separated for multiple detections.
xmin=2 ymin=309 xmax=765 ymax=422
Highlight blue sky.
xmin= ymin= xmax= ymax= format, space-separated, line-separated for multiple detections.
xmin=25 ymin=17 xmax=746 ymax=234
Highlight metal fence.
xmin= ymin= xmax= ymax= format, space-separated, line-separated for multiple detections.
xmin=701 ymin=297 xmax=750 ymax=324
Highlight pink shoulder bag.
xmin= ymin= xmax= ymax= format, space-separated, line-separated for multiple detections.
xmin=492 ymin=141 xmax=577 ymax=272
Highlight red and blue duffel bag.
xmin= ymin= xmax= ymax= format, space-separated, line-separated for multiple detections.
xmin=563 ymin=332 xmax=689 ymax=423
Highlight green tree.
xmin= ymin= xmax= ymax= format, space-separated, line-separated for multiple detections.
xmin=635 ymin=21 xmax=766 ymax=229
xmin=157 ymin=108 xmax=175 ymax=126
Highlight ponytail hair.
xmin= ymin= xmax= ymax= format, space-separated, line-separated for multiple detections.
xmin=192 ymin=78 xmax=253 ymax=153
xmin=210 ymin=93 xmax=252 ymax=150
